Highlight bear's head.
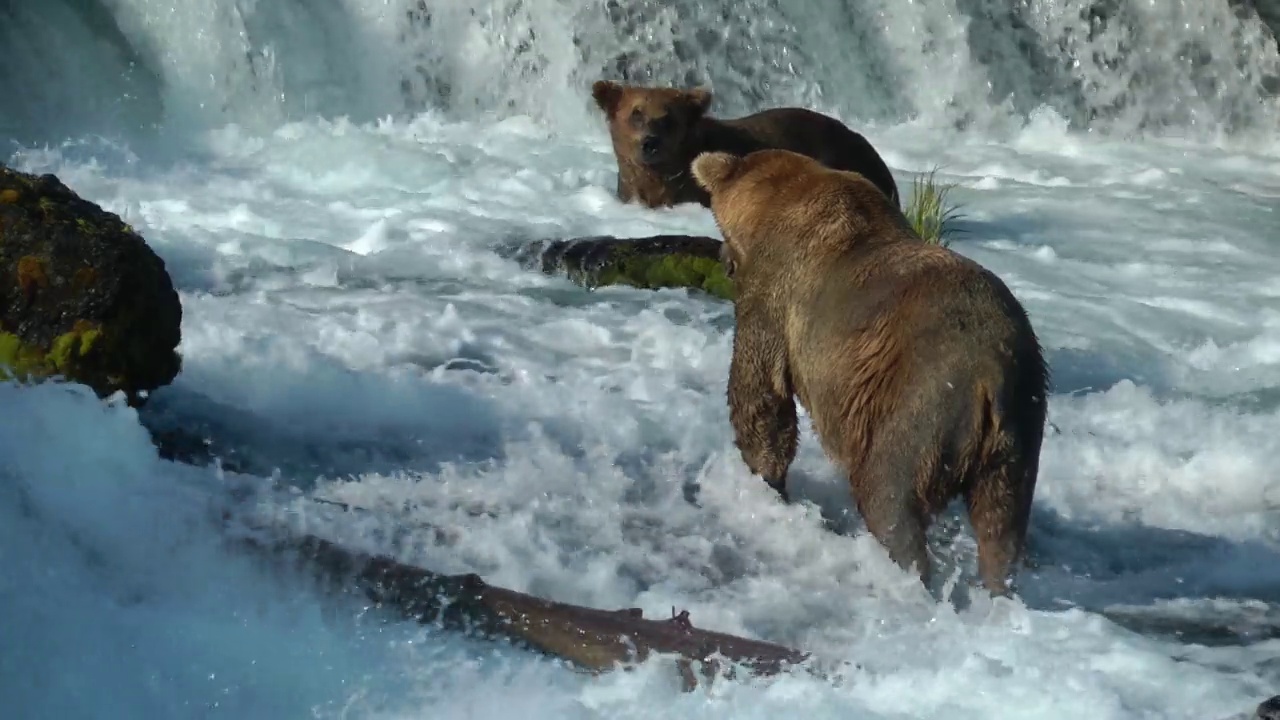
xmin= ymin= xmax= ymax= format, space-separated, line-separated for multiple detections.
xmin=691 ymin=149 xmax=833 ymax=279
xmin=693 ymin=149 xmax=908 ymax=281
xmin=591 ymin=80 xmax=712 ymax=169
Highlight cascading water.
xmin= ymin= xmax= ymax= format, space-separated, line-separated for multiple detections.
xmin=1 ymin=0 xmax=1277 ymax=149
xmin=4 ymin=1 xmax=1280 ymax=718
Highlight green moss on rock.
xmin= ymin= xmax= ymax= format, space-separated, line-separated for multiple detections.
xmin=0 ymin=332 xmax=45 ymax=379
xmin=596 ymin=251 xmax=734 ymax=300
xmin=50 ymin=320 xmax=103 ymax=370
xmin=0 ymin=165 xmax=182 ymax=404
xmin=500 ymin=233 xmax=736 ymax=301
xmin=0 ymin=321 xmax=103 ymax=382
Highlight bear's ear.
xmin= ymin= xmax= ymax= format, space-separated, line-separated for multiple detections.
xmin=683 ymin=87 xmax=712 ymax=116
xmin=591 ymin=80 xmax=624 ymax=116
xmin=691 ymin=151 xmax=741 ymax=194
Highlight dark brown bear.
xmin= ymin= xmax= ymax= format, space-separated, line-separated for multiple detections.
xmin=590 ymin=80 xmax=900 ymax=210
xmin=691 ymin=148 xmax=1049 ymax=597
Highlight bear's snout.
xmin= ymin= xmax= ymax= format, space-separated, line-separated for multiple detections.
xmin=640 ymin=135 xmax=663 ymax=163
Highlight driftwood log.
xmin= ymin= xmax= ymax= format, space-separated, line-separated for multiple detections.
xmin=224 ymin=499 xmax=1279 ymax=714
xmin=497 ymin=233 xmax=733 ymax=300
xmin=235 ymin=523 xmax=1280 ymax=714
xmin=233 ymin=525 xmax=812 ymax=692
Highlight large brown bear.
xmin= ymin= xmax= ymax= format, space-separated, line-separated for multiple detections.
xmin=590 ymin=80 xmax=900 ymax=210
xmin=690 ymin=148 xmax=1049 ymax=597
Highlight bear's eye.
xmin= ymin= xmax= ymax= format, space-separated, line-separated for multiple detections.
xmin=628 ymin=108 xmax=645 ymax=128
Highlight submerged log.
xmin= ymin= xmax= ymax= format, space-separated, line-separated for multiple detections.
xmin=498 ymin=233 xmax=734 ymax=300
xmin=236 ymin=524 xmax=1280 ymax=714
xmin=239 ymin=529 xmax=811 ymax=691
xmin=220 ymin=496 xmax=1279 ymax=708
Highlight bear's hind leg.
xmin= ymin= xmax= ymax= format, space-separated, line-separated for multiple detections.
xmin=856 ymin=488 xmax=932 ymax=586
xmin=842 ymin=411 xmax=952 ymax=587
xmin=964 ymin=457 xmax=1037 ymax=597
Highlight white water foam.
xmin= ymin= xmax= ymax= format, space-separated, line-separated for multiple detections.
xmin=3 ymin=0 xmax=1280 ymax=716
xmin=2 ymin=100 xmax=1278 ymax=717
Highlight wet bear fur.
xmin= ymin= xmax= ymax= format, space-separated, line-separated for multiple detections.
xmin=591 ymin=80 xmax=900 ymax=210
xmin=691 ymin=148 xmax=1049 ymax=596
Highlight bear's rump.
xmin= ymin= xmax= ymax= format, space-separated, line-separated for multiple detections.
xmin=787 ymin=270 xmax=1026 ymax=471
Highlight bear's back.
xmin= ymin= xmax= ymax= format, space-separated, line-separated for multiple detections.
xmin=827 ymin=241 xmax=1030 ymax=348
xmin=712 ymin=109 xmax=901 ymax=206
xmin=787 ymin=241 xmax=1037 ymax=418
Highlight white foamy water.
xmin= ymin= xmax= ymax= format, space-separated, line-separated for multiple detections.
xmin=3 ymin=0 xmax=1280 ymax=717
xmin=3 ymin=105 xmax=1278 ymax=719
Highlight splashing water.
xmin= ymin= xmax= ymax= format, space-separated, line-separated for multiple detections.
xmin=2 ymin=0 xmax=1278 ymax=146
xmin=2 ymin=0 xmax=1279 ymax=718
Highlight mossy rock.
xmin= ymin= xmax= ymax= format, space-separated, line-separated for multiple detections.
xmin=0 ymin=164 xmax=182 ymax=405
xmin=499 ymin=234 xmax=734 ymax=301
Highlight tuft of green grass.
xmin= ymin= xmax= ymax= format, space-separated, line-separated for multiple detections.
xmin=903 ymin=167 xmax=965 ymax=247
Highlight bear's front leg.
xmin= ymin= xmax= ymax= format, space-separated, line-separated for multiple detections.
xmin=726 ymin=310 xmax=797 ymax=502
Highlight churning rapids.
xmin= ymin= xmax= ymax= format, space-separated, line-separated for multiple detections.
xmin=2 ymin=0 xmax=1279 ymax=718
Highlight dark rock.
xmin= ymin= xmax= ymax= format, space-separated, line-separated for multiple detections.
xmin=498 ymin=233 xmax=733 ymax=300
xmin=0 ymin=164 xmax=182 ymax=405
xmin=1257 ymin=695 xmax=1280 ymax=720
xmin=1242 ymin=0 xmax=1280 ymax=43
